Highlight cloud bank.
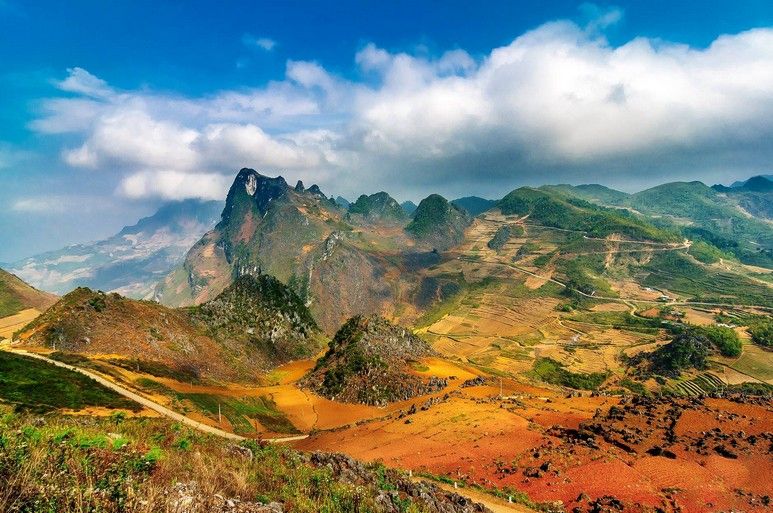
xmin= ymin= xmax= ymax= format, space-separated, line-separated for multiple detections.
xmin=32 ymin=18 xmax=773 ymax=200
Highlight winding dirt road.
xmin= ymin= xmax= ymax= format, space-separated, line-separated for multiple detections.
xmin=2 ymin=348 xmax=308 ymax=443
xmin=3 ymin=347 xmax=519 ymax=511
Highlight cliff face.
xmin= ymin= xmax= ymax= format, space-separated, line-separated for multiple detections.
xmin=156 ymin=169 xmax=445 ymax=333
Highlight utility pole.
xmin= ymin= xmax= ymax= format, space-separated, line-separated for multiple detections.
xmin=218 ymin=403 xmax=222 ymax=425
xmin=499 ymin=378 xmax=503 ymax=398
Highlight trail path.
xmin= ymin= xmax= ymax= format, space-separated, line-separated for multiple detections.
xmin=1 ymin=347 xmax=506 ymax=512
xmin=2 ymin=348 xmax=307 ymax=443
xmin=415 ymin=479 xmax=536 ymax=513
xmin=459 ymin=256 xmax=773 ymax=312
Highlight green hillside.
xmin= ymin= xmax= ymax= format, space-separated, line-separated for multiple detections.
xmin=627 ymin=181 xmax=773 ymax=267
xmin=348 ymin=191 xmax=408 ymax=222
xmin=406 ymin=194 xmax=472 ymax=249
xmin=540 ymin=184 xmax=630 ymax=205
xmin=0 ymin=268 xmax=57 ymax=318
xmin=498 ymin=187 xmax=677 ymax=242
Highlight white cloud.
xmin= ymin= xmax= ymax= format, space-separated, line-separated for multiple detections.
xmin=56 ymin=67 xmax=113 ymax=98
xmin=118 ymin=170 xmax=232 ymax=201
xmin=242 ymin=34 xmax=277 ymax=51
xmin=31 ymin=20 xmax=773 ymax=201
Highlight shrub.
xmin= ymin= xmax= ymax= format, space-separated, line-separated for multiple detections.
xmin=748 ymin=319 xmax=773 ymax=348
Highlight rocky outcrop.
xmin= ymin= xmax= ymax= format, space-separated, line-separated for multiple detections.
xmin=308 ymin=452 xmax=490 ymax=513
xmin=303 ymin=315 xmax=445 ymax=405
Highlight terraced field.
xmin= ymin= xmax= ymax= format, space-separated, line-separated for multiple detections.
xmin=0 ymin=308 xmax=41 ymax=340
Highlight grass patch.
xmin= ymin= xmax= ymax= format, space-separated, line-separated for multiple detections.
xmin=180 ymin=393 xmax=298 ymax=435
xmin=108 ymin=358 xmax=201 ymax=383
xmin=0 ymin=351 xmax=140 ymax=413
xmin=566 ymin=311 xmax=662 ymax=333
xmin=530 ymin=358 xmax=608 ymax=390
xmin=643 ymin=252 xmax=773 ymax=307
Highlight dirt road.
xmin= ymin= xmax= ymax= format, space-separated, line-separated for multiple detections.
xmin=416 ymin=479 xmax=536 ymax=513
xmin=3 ymin=348 xmax=308 ymax=443
xmin=2 ymin=348 xmax=506 ymax=512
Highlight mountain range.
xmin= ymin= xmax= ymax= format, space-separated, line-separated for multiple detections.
xmin=10 ymin=199 xmax=222 ymax=299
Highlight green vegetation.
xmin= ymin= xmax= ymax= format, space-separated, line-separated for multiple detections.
xmin=180 ymin=393 xmax=298 ymax=434
xmin=0 ymin=411 xmax=441 ymax=513
xmin=498 ymin=187 xmax=676 ymax=242
xmin=189 ymin=274 xmax=322 ymax=365
xmin=619 ymin=378 xmax=650 ymax=396
xmin=748 ymin=318 xmax=773 ymax=348
xmin=688 ymin=240 xmax=730 ymax=264
xmin=450 ymin=196 xmax=496 ymax=216
xmin=639 ymin=324 xmax=741 ymax=378
xmin=644 ymin=329 xmax=710 ymax=377
xmin=557 ymin=255 xmax=616 ymax=298
xmin=0 ymin=282 xmax=23 ymax=317
xmin=131 ymin=378 xmax=297 ymax=434
xmin=514 ymin=241 xmax=539 ymax=260
xmin=698 ymin=325 xmax=742 ymax=357
xmin=406 ymin=194 xmax=471 ymax=249
xmin=531 ymin=358 xmax=608 ymax=390
xmin=314 ymin=316 xmax=386 ymax=400
xmin=532 ymin=252 xmax=555 ymax=267
xmin=540 ymin=184 xmax=630 ymax=205
xmin=566 ymin=311 xmax=662 ymax=333
xmin=643 ymin=252 xmax=773 ymax=307
xmin=108 ymin=358 xmax=202 ymax=383
xmin=0 ymin=351 xmax=139 ymax=413
xmin=307 ymin=315 xmax=436 ymax=405
xmin=627 ymin=181 xmax=773 ymax=267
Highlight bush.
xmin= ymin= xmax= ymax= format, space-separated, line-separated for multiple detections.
xmin=531 ymin=358 xmax=608 ymax=390
xmin=748 ymin=319 xmax=773 ymax=348
xmin=700 ymin=325 xmax=742 ymax=357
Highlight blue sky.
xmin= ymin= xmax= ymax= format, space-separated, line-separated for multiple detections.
xmin=1 ymin=0 xmax=772 ymax=261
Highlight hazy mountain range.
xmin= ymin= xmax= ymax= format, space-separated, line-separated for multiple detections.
xmin=11 ymin=200 xmax=223 ymax=298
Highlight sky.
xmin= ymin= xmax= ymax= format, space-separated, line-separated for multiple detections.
xmin=1 ymin=0 xmax=772 ymax=261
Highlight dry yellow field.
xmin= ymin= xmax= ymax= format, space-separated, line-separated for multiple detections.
xmin=0 ymin=308 xmax=41 ymax=340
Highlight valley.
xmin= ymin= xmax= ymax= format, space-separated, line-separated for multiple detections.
xmin=1 ymin=170 xmax=771 ymax=513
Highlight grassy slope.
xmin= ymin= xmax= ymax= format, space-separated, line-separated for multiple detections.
xmin=627 ymin=181 xmax=773 ymax=267
xmin=498 ymin=187 xmax=677 ymax=242
xmin=0 ymin=351 xmax=139 ymax=413
xmin=0 ymin=410 xmax=458 ymax=513
xmin=0 ymin=268 xmax=57 ymax=318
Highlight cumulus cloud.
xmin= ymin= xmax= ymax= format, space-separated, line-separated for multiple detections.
xmin=31 ymin=18 xmax=773 ymax=201
xmin=118 ymin=171 xmax=232 ymax=201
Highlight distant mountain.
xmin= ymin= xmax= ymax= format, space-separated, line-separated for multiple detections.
xmin=0 ymin=268 xmax=57 ymax=318
xmin=738 ymin=176 xmax=773 ymax=192
xmin=540 ymin=184 xmax=630 ymax=205
xmin=302 ymin=315 xmax=442 ymax=405
xmin=334 ymin=196 xmax=351 ymax=209
xmin=347 ymin=191 xmax=408 ymax=223
xmin=401 ymin=200 xmax=418 ymax=215
xmin=407 ymin=194 xmax=472 ymax=250
xmin=11 ymin=199 xmax=222 ymax=299
xmin=729 ymin=174 xmax=773 ymax=188
xmin=16 ymin=274 xmax=323 ymax=383
xmin=450 ymin=196 xmax=496 ymax=216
